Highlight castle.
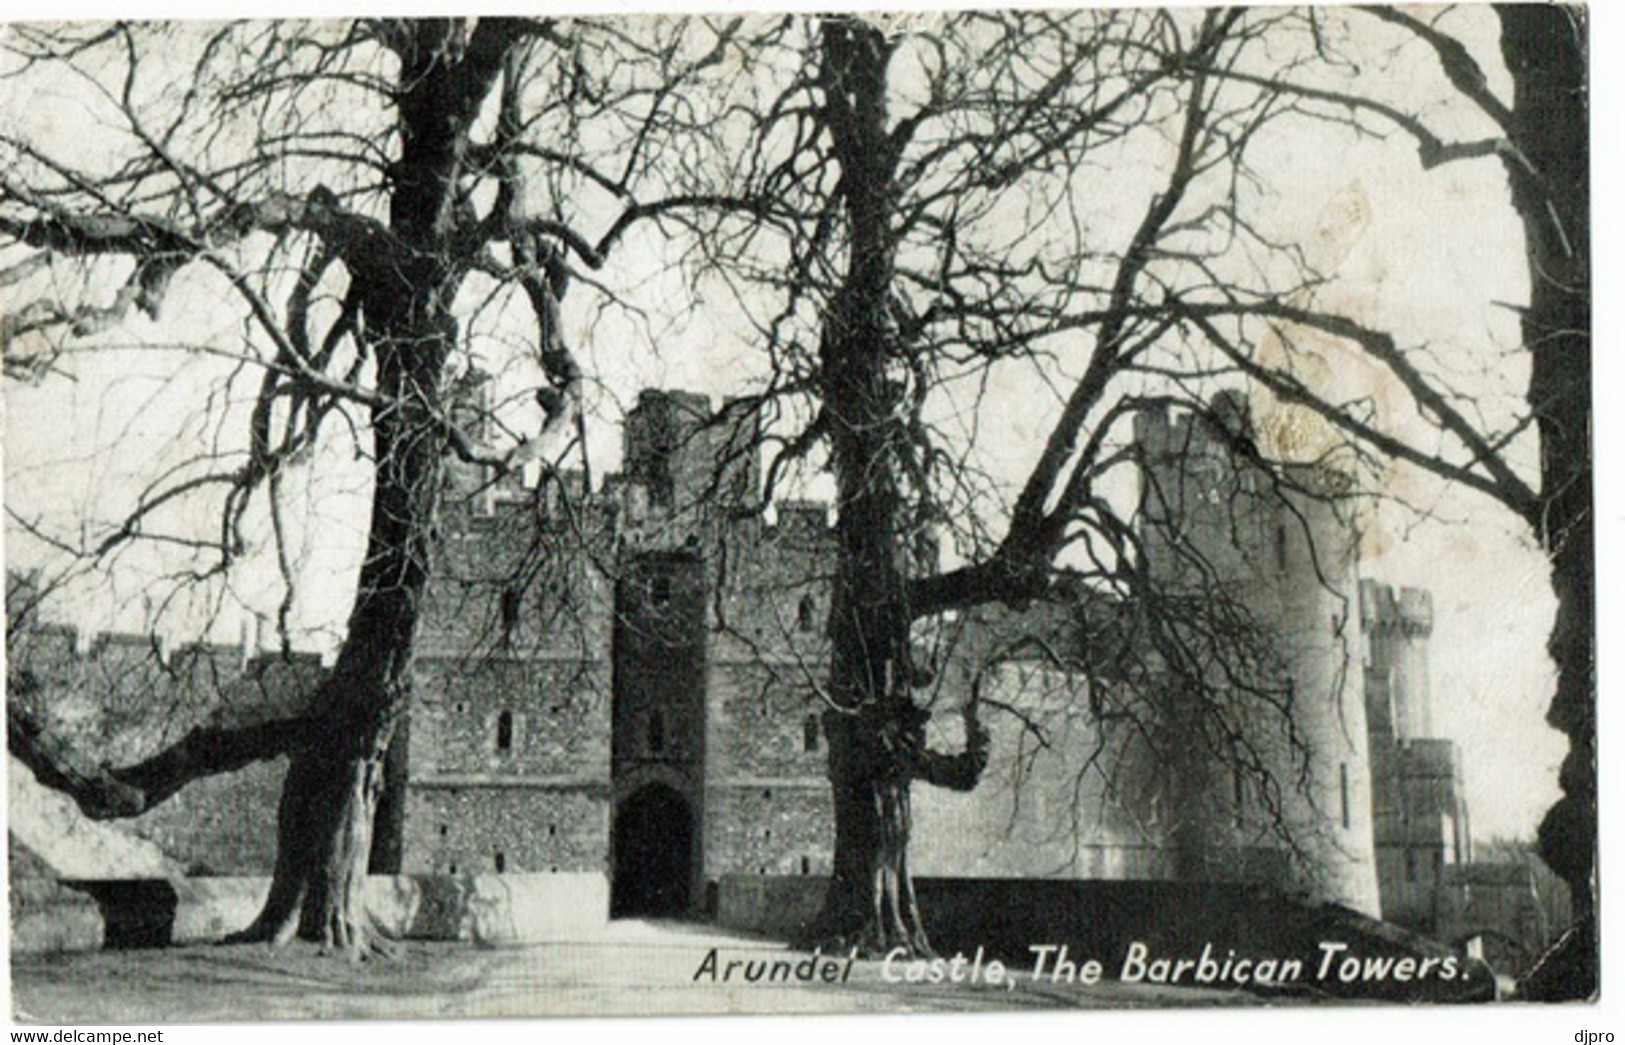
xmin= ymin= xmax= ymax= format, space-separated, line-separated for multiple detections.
xmin=7 ymin=387 xmax=1542 ymax=953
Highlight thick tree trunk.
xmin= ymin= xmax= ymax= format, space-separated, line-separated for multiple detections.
xmin=3 ymin=21 xmax=545 ymax=960
xmin=804 ymin=711 xmax=930 ymax=956
xmin=239 ymin=298 xmax=451 ymax=955
xmin=1493 ymin=6 xmax=1594 ymax=1001
xmin=807 ymin=391 xmax=930 ymax=956
xmin=235 ymin=23 xmax=506 ymax=957
xmin=802 ymin=19 xmax=941 ymax=956
xmin=236 ymin=721 xmax=394 ymax=952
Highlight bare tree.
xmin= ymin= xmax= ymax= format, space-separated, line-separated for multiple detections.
xmin=657 ymin=8 xmax=1402 ymax=954
xmin=3 ymin=9 xmax=1583 ymax=981
xmin=1153 ymin=4 xmax=1591 ymax=996
xmin=636 ymin=2 xmax=1582 ymax=964
xmin=1 ymin=16 xmax=744 ymax=955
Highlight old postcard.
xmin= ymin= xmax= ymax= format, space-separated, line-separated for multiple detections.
xmin=0 ymin=2 xmax=1596 ymax=1032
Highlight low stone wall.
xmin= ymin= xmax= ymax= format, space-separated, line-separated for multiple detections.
xmin=715 ymin=875 xmax=1494 ymax=1002
xmin=716 ymin=874 xmax=825 ymax=937
xmin=11 ymin=872 xmax=608 ymax=955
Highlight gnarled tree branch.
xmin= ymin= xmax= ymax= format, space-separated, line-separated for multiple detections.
xmin=8 ymin=673 xmax=322 ymax=820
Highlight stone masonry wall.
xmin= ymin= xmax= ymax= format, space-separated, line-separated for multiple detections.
xmin=5 ymin=612 xmax=322 ymax=874
xmin=408 ymin=657 xmax=610 ymax=780
xmin=401 ymin=785 xmax=608 ymax=875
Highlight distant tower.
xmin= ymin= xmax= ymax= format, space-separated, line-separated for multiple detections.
xmin=1135 ymin=396 xmax=1381 ymax=915
xmin=623 ymin=389 xmax=711 ymax=512
xmin=610 ymin=548 xmax=708 ymax=917
xmin=443 ymin=367 xmax=496 ymax=509
xmin=610 ymin=389 xmax=761 ymax=915
xmin=622 ymin=389 xmax=761 ymax=517
xmin=1360 ymin=580 xmax=1467 ymax=932
xmin=1360 ymin=583 xmax=1435 ymax=741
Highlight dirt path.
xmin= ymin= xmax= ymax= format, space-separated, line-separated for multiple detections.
xmin=11 ymin=920 xmax=1258 ymax=1022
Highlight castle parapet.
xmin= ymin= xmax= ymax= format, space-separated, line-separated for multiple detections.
xmin=1360 ymin=580 xmax=1434 ymax=636
xmin=1398 ymin=587 xmax=1434 ymax=636
xmin=773 ymin=501 xmax=830 ymax=538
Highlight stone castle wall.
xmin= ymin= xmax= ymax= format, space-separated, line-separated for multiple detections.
xmin=11 ymin=390 xmax=1428 ymax=928
xmin=401 ymin=786 xmax=607 ymax=876
xmin=5 ymin=609 xmax=323 ymax=874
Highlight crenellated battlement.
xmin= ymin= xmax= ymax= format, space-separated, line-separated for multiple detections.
xmin=1359 ymin=580 xmax=1434 ymax=636
xmin=1135 ymin=395 xmax=1364 ymax=605
xmin=6 ymin=565 xmax=328 ymax=714
xmin=6 ymin=610 xmax=325 ymax=676
xmin=1136 ymin=397 xmax=1356 ymax=500
xmin=10 ymin=619 xmax=322 ymax=679
xmin=11 ymin=385 xmax=1452 ymax=924
xmin=436 ymin=386 xmax=824 ymax=567
xmin=765 ymin=500 xmax=831 ymax=540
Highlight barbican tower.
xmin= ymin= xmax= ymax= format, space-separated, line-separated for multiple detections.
xmin=389 ymin=386 xmax=835 ymax=916
xmin=1134 ymin=396 xmax=1382 ymax=915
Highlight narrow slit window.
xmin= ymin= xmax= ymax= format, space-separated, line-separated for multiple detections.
xmin=803 ymin=715 xmax=820 ymax=753
xmin=496 ymin=709 xmax=514 ymax=752
xmin=494 ymin=852 xmax=506 ymax=873
xmin=1274 ymin=524 xmax=1289 ymax=574
xmin=797 ymin=595 xmax=817 ymax=632
xmin=1339 ymin=762 xmax=1351 ymax=829
xmin=499 ymin=587 xmax=521 ymax=644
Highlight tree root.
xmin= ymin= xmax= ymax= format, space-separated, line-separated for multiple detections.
xmin=795 ymin=912 xmax=933 ymax=959
xmin=315 ymin=916 xmax=397 ymax=963
xmin=224 ymin=903 xmax=396 ymax=962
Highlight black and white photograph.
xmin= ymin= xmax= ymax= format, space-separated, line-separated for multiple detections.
xmin=0 ymin=2 xmax=1598 ymax=1030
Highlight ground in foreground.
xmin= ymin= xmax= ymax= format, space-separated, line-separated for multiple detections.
xmin=11 ymin=920 xmax=1264 ymax=1022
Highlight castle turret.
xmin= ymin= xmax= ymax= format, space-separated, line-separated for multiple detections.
xmin=623 ymin=389 xmax=761 ymax=519
xmin=1359 ymin=581 xmax=1434 ymax=741
xmin=624 ymin=389 xmax=711 ymax=512
xmin=1134 ymin=397 xmax=1380 ymax=914
xmin=443 ymin=368 xmax=495 ymax=508
xmin=1360 ymin=579 xmax=1463 ymax=933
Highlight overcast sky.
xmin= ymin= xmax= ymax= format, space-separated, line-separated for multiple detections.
xmin=0 ymin=5 xmax=1586 ymax=846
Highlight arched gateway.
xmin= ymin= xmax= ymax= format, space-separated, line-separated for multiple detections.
xmin=611 ymin=783 xmax=693 ymax=917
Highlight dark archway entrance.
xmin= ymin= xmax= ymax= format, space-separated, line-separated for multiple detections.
xmin=612 ymin=784 xmax=694 ymax=917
